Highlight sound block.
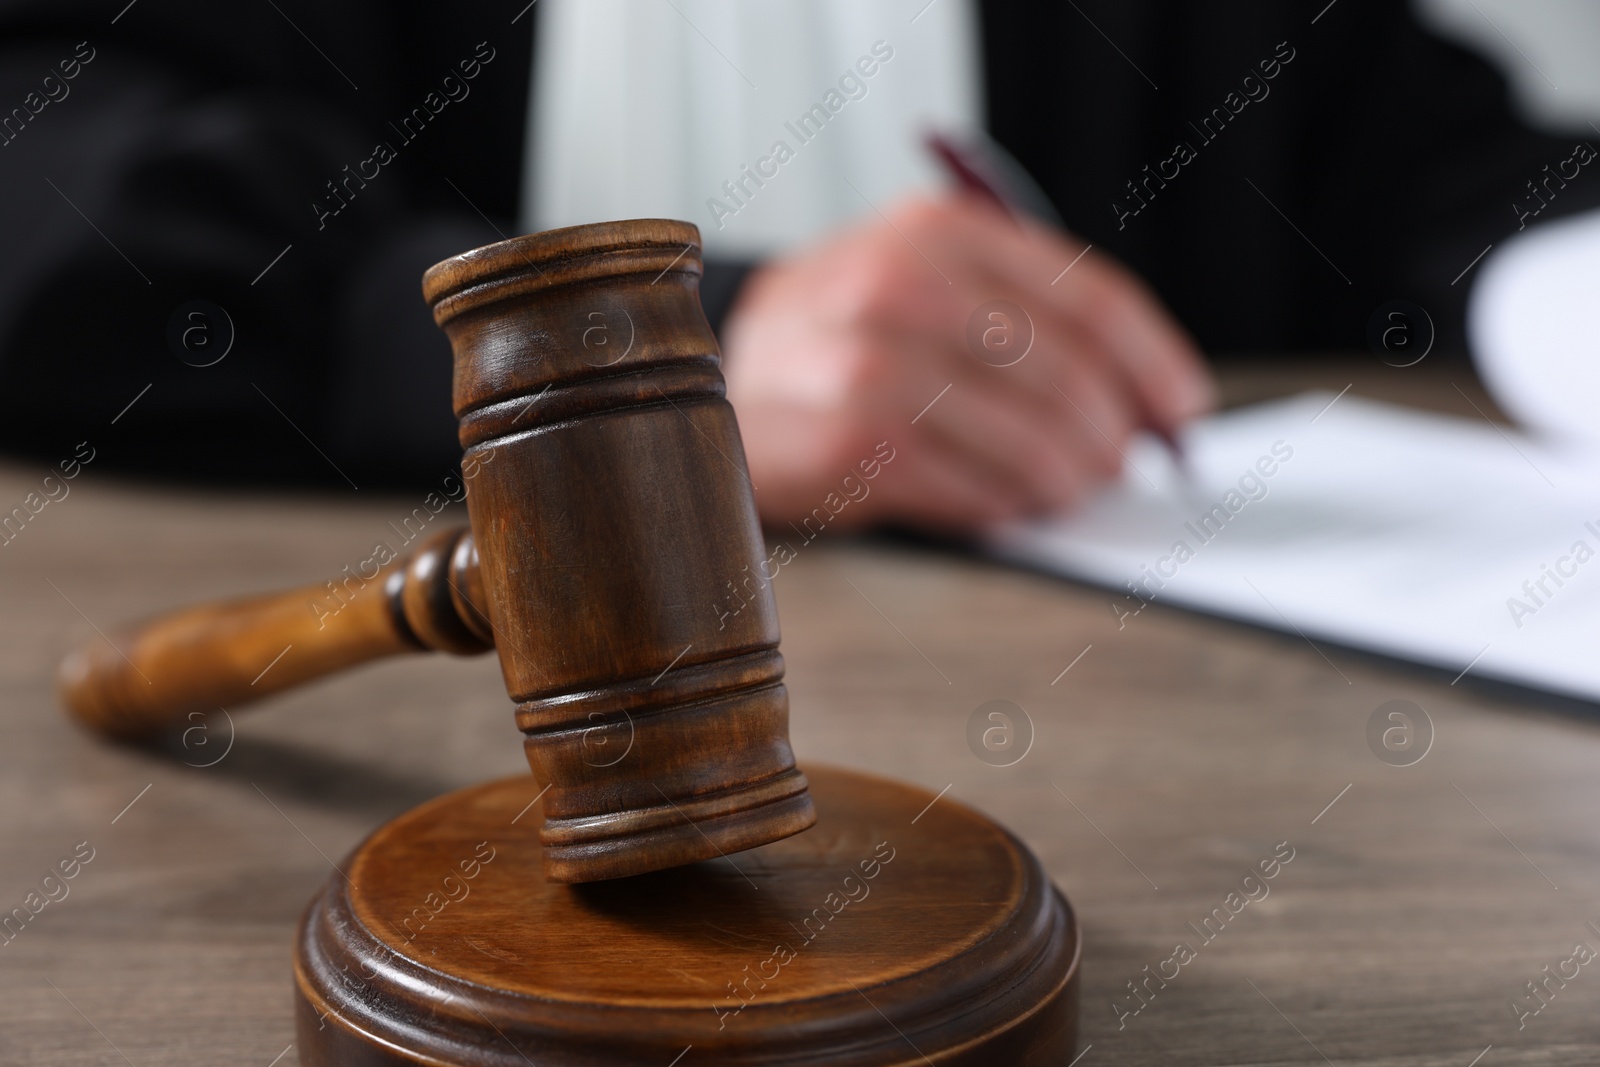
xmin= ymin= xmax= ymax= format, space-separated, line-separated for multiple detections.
xmin=294 ymin=766 xmax=1079 ymax=1066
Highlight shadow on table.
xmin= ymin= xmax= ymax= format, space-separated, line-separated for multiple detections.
xmin=151 ymin=729 xmax=464 ymax=823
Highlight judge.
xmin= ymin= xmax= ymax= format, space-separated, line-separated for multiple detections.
xmin=0 ymin=0 xmax=1590 ymax=532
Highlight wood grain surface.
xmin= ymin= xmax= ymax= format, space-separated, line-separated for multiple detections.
xmin=2 ymin=359 xmax=1597 ymax=1065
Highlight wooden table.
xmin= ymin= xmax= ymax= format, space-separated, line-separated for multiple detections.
xmin=4 ymin=359 xmax=1596 ymax=1065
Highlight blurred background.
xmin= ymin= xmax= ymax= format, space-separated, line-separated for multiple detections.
xmin=3 ymin=0 xmax=1600 ymax=505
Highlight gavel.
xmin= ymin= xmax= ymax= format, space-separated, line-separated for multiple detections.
xmin=57 ymin=219 xmax=815 ymax=883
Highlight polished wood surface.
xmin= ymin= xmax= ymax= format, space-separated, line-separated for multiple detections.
xmin=57 ymin=526 xmax=490 ymax=739
xmin=432 ymin=219 xmax=813 ymax=883
xmin=5 ymin=359 xmax=1598 ymax=1064
xmin=294 ymin=766 xmax=1078 ymax=1065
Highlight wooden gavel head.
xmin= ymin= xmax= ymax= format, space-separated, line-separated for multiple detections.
xmin=57 ymin=219 xmax=815 ymax=883
xmin=423 ymin=219 xmax=815 ymax=880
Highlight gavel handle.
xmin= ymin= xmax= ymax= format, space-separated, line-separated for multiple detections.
xmin=57 ymin=526 xmax=494 ymax=741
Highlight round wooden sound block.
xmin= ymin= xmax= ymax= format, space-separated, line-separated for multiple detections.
xmin=294 ymin=766 xmax=1079 ymax=1066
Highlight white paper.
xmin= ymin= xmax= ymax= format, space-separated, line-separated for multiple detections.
xmin=1470 ymin=206 xmax=1600 ymax=453
xmin=988 ymin=392 xmax=1600 ymax=702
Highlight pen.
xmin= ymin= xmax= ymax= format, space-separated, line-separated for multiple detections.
xmin=925 ymin=131 xmax=1193 ymax=480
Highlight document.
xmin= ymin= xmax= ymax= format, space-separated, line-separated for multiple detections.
xmin=987 ymin=391 xmax=1600 ymax=703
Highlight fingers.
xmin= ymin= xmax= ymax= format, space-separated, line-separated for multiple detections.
xmin=724 ymin=386 xmax=1041 ymax=535
xmin=1039 ymin=352 xmax=1136 ymax=479
xmin=1042 ymin=241 xmax=1215 ymax=427
xmin=908 ymin=198 xmax=1216 ymax=432
xmin=915 ymin=359 xmax=1096 ymax=514
xmin=727 ymin=330 xmax=1101 ymax=530
xmin=852 ymin=429 xmax=1022 ymax=533
xmin=938 ymin=272 xmax=1134 ymax=484
xmin=833 ymin=321 xmax=1107 ymax=516
xmin=724 ymin=191 xmax=1217 ymax=533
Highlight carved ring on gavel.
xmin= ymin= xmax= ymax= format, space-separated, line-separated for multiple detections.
xmin=56 ymin=219 xmax=817 ymax=884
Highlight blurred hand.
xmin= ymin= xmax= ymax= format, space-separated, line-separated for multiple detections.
xmin=723 ymin=193 xmax=1216 ymax=534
